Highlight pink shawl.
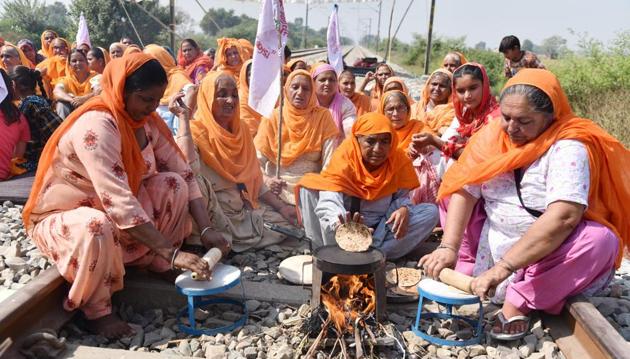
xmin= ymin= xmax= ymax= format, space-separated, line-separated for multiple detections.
xmin=311 ymin=64 xmax=345 ymax=141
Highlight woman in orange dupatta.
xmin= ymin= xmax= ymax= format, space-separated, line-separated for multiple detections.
xmin=254 ymin=69 xmax=338 ymax=206
xmin=443 ymin=51 xmax=467 ymax=73
xmin=383 ymin=76 xmax=414 ymax=105
xmin=177 ymin=38 xmax=213 ymax=85
xmin=144 ymin=44 xmax=192 ymax=134
xmin=53 ymin=49 xmax=97 ymax=119
xmin=23 ymin=53 xmax=228 ymax=339
xmin=411 ymin=68 xmax=455 ymax=136
xmin=296 ymin=113 xmax=438 ymax=256
xmin=338 ymin=70 xmax=371 ymax=116
xmin=36 ymin=37 xmax=70 ymax=94
xmin=420 ymin=69 xmax=627 ymax=341
xmin=379 ymin=90 xmax=423 ymax=152
xmin=0 ymin=43 xmax=34 ymax=77
xmin=175 ymin=71 xmax=297 ymax=251
xmin=215 ymin=38 xmax=245 ymax=83
xmin=39 ymin=30 xmax=59 ymax=58
xmin=238 ymin=59 xmax=263 ymax=136
xmin=358 ymin=63 xmax=394 ymax=111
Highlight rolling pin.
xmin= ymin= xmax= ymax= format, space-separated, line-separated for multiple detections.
xmin=190 ymin=248 xmax=222 ymax=281
xmin=438 ymin=268 xmax=474 ymax=294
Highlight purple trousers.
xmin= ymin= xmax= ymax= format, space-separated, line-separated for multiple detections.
xmin=439 ymin=199 xmax=619 ymax=314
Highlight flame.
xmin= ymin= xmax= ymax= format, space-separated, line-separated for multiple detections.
xmin=321 ymin=274 xmax=376 ymax=334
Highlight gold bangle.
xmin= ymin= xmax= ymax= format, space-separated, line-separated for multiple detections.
xmin=200 ymin=226 xmax=212 ymax=238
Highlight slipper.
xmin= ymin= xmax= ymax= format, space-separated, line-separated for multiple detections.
xmin=488 ymin=312 xmax=530 ymax=341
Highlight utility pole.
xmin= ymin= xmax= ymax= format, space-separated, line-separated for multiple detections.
xmin=169 ymin=0 xmax=175 ymax=51
xmin=302 ymin=0 xmax=309 ymax=48
xmin=368 ymin=18 xmax=372 ymax=48
xmin=375 ymin=0 xmax=382 ymax=53
xmin=385 ymin=0 xmax=396 ymax=62
xmin=423 ymin=0 xmax=436 ymax=75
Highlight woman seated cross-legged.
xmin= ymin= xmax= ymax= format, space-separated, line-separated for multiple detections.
xmin=23 ymin=54 xmax=229 ymax=339
xmin=419 ymin=69 xmax=630 ymax=341
xmin=297 ymin=113 xmax=439 ymax=259
xmin=175 ymin=71 xmax=297 ymax=252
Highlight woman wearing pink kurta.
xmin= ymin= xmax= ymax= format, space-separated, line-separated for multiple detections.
xmin=23 ymin=54 xmax=229 ymax=338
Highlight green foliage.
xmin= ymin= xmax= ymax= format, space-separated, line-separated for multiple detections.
xmin=199 ymin=8 xmax=242 ymax=36
xmin=68 ymin=0 xmax=176 ymax=47
xmin=0 ymin=0 xmax=71 ymax=44
xmin=539 ymin=35 xmax=569 ymax=59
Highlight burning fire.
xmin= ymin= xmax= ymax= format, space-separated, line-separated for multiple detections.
xmin=321 ymin=274 xmax=376 ymax=334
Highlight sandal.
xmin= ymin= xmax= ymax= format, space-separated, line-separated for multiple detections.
xmin=489 ymin=312 xmax=531 ymax=341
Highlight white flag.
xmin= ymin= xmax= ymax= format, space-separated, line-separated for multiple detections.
xmin=76 ymin=12 xmax=91 ymax=49
xmin=327 ymin=4 xmax=343 ymax=75
xmin=249 ymin=0 xmax=288 ymax=118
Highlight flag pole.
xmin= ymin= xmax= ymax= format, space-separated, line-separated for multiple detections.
xmin=275 ymin=12 xmax=285 ymax=179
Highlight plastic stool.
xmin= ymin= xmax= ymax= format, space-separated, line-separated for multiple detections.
xmin=175 ymin=263 xmax=248 ymax=335
xmin=412 ymin=278 xmax=483 ymax=346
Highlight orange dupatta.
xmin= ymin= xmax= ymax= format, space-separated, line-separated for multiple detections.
xmin=413 ymin=68 xmax=455 ymax=135
xmin=216 ymin=38 xmax=245 ymax=82
xmin=39 ymin=30 xmax=58 ymax=58
xmin=0 ymin=43 xmax=34 ymax=70
xmin=144 ymin=44 xmax=192 ymax=106
xmin=190 ymin=71 xmax=263 ymax=207
xmin=36 ymin=38 xmax=71 ymax=86
xmin=254 ymin=70 xmax=338 ymax=167
xmin=379 ymin=90 xmax=424 ymax=152
xmin=348 ymin=92 xmax=371 ymax=116
xmin=238 ymin=59 xmax=263 ymax=136
xmin=23 ymin=53 xmax=182 ymax=229
xmin=383 ymin=76 xmax=414 ymax=104
xmin=123 ymin=45 xmax=142 ymax=57
xmin=297 ymin=112 xmax=418 ymax=201
xmin=438 ymin=69 xmax=630 ymax=266
xmin=238 ymin=39 xmax=254 ymax=60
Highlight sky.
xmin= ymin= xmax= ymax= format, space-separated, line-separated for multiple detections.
xmin=56 ymin=0 xmax=630 ymax=48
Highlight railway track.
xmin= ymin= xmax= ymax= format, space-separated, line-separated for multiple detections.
xmin=0 ymin=266 xmax=628 ymax=358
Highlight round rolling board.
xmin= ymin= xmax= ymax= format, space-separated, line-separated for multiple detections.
xmin=416 ymin=278 xmax=480 ymax=305
xmin=175 ymin=263 xmax=248 ymax=336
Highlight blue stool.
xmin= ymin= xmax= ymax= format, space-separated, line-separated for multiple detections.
xmin=175 ymin=263 xmax=248 ymax=336
xmin=412 ymin=278 xmax=483 ymax=346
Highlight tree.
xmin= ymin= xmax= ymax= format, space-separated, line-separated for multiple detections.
xmin=0 ymin=0 xmax=71 ymax=42
xmin=200 ymin=8 xmax=242 ymax=36
xmin=540 ymin=35 xmax=568 ymax=59
xmin=68 ymin=0 xmax=176 ymax=47
xmin=522 ymin=39 xmax=534 ymax=52
xmin=474 ymin=41 xmax=486 ymax=50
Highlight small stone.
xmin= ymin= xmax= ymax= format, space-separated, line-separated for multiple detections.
xmin=519 ymin=344 xmax=534 ymax=357
xmin=244 ymin=347 xmax=258 ymax=359
xmin=620 ymin=328 xmax=630 ymax=341
xmin=389 ymin=312 xmax=406 ymax=326
xmin=264 ymin=327 xmax=282 ymax=339
xmin=610 ymin=284 xmax=624 ymax=298
xmin=205 ymin=344 xmax=227 ymax=359
xmin=256 ymin=260 xmax=268 ymax=269
xmin=437 ymin=328 xmax=454 ymax=337
xmin=193 ymin=349 xmax=204 ymax=358
xmin=160 ymin=326 xmax=176 ymax=340
xmin=532 ymin=326 xmax=545 ymax=339
xmin=143 ymin=329 xmax=162 ymax=347
xmin=436 ymin=348 xmax=452 ymax=358
xmin=468 ymin=345 xmax=486 ymax=356
xmin=5 ymin=257 xmax=27 ymax=271
xmin=195 ymin=308 xmax=211 ymax=321
xmin=178 ymin=340 xmax=193 ymax=356
xmin=18 ymin=274 xmax=31 ymax=284
xmin=246 ymin=300 xmax=261 ymax=312
xmin=598 ymin=302 xmax=616 ymax=316
xmin=268 ymin=343 xmax=293 ymax=359
xmin=615 ymin=312 xmax=630 ymax=326
xmin=456 ymin=328 xmax=473 ymax=340
xmin=223 ymin=311 xmax=243 ymax=322
xmin=527 ymin=354 xmax=545 ymax=359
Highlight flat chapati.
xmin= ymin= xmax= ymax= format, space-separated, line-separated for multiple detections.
xmin=335 ymin=222 xmax=372 ymax=252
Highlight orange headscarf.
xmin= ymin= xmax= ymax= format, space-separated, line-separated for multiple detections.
xmin=0 ymin=43 xmax=34 ymax=70
xmin=439 ymin=69 xmax=630 ymax=266
xmin=370 ymin=63 xmax=395 ymax=111
xmin=36 ymin=38 xmax=70 ymax=85
xmin=39 ymin=30 xmax=58 ymax=58
xmin=23 ymin=53 xmax=181 ymax=229
xmin=383 ymin=76 xmax=414 ymax=106
xmin=123 ymin=45 xmax=142 ymax=57
xmin=176 ymin=44 xmax=213 ymax=81
xmin=297 ymin=112 xmax=418 ymax=201
xmin=238 ymin=59 xmax=263 ymax=136
xmin=238 ymin=39 xmax=254 ymax=61
xmin=190 ymin=71 xmax=263 ymax=207
xmin=413 ymin=68 xmax=455 ymax=135
xmin=216 ymin=38 xmax=245 ymax=81
xmin=287 ymin=59 xmax=309 ymax=72
xmin=254 ymin=70 xmax=338 ymax=167
xmin=144 ymin=44 xmax=192 ymax=106
xmin=379 ymin=90 xmax=424 ymax=152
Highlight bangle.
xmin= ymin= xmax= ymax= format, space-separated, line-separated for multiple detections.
xmin=200 ymin=226 xmax=212 ymax=238
xmin=497 ymin=259 xmax=517 ymax=273
xmin=437 ymin=243 xmax=458 ymax=254
xmin=170 ymin=248 xmax=179 ymax=270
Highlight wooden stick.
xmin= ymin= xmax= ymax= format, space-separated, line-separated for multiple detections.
xmin=354 ymin=322 xmax=364 ymax=359
xmin=338 ymin=329 xmax=348 ymax=359
xmin=275 ymin=29 xmax=285 ymax=179
xmin=306 ymin=317 xmax=329 ymax=359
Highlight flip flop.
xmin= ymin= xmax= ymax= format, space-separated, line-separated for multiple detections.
xmin=489 ymin=312 xmax=531 ymax=341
